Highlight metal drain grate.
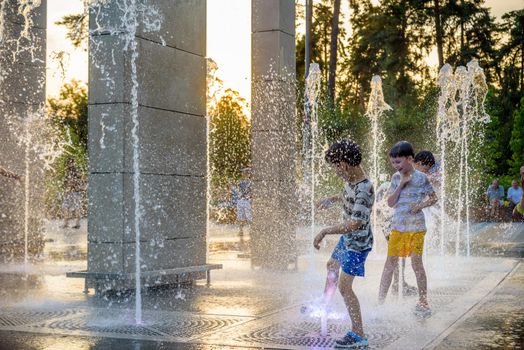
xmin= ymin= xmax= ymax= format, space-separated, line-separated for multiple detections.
xmin=0 ymin=309 xmax=79 ymax=327
xmin=154 ymin=316 xmax=246 ymax=338
xmin=44 ymin=316 xmax=164 ymax=337
xmin=236 ymin=323 xmax=337 ymax=348
xmin=430 ymin=285 xmax=472 ymax=296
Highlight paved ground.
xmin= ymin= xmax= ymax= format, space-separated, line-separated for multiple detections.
xmin=0 ymin=221 xmax=522 ymax=349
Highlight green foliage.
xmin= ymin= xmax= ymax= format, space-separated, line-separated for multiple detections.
xmin=509 ymin=97 xmax=524 ymax=176
xmin=209 ymin=89 xmax=251 ymax=190
xmin=55 ymin=14 xmax=88 ymax=50
xmin=46 ymin=81 xmax=88 ymax=216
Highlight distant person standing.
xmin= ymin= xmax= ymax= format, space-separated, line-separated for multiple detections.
xmin=507 ymin=179 xmax=523 ymax=219
xmin=62 ymin=158 xmax=83 ymax=229
xmin=486 ymin=179 xmax=504 ymax=221
xmin=236 ymin=168 xmax=252 ymax=236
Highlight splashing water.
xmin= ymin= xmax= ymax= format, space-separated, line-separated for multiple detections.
xmin=365 ymin=75 xmax=392 ymax=253
xmin=436 ymin=60 xmax=490 ymax=256
xmin=304 ymin=63 xmax=322 ymax=255
xmin=89 ymin=0 xmax=163 ymax=325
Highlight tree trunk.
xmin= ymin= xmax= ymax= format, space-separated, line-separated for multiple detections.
xmin=327 ymin=0 xmax=341 ymax=107
xmin=305 ymin=0 xmax=313 ymax=78
xmin=460 ymin=0 xmax=465 ymax=63
xmin=434 ymin=0 xmax=444 ymax=67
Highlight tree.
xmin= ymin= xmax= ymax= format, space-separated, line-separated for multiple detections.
xmin=208 ymin=89 xmax=251 ymax=187
xmin=433 ymin=0 xmax=444 ymax=67
xmin=55 ymin=13 xmax=88 ymax=50
xmin=327 ymin=0 xmax=341 ymax=107
xmin=509 ymin=97 xmax=524 ymax=176
xmin=46 ymin=80 xmax=88 ymax=216
xmin=47 ymin=80 xmax=88 ymax=152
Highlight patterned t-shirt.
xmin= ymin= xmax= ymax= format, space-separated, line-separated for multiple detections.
xmin=388 ymin=170 xmax=435 ymax=232
xmin=340 ymin=178 xmax=374 ymax=252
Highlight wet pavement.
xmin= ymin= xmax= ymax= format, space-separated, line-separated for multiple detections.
xmin=0 ymin=221 xmax=522 ymax=349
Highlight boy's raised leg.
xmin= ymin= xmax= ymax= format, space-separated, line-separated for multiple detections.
xmin=322 ymin=258 xmax=340 ymax=304
xmin=378 ymin=256 xmax=399 ymax=303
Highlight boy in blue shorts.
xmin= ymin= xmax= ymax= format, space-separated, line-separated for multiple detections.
xmin=313 ymin=139 xmax=374 ymax=348
xmin=378 ymin=141 xmax=437 ymax=317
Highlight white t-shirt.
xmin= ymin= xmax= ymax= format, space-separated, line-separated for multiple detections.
xmin=388 ymin=170 xmax=435 ymax=232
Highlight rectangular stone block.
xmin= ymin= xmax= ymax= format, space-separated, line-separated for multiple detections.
xmin=251 ymin=80 xmax=296 ymax=132
xmin=0 ymin=21 xmax=46 ymax=64
xmin=88 ymin=34 xmax=129 ymax=104
xmin=251 ymin=130 xmax=296 ymax=181
xmin=89 ymin=0 xmax=205 ymax=56
xmin=88 ymin=103 xmax=126 ymax=173
xmin=122 ymin=174 xmax=207 ymax=242
xmin=0 ymin=62 xmax=45 ymax=105
xmin=252 ymin=0 xmax=294 ymax=36
xmin=252 ymin=30 xmax=295 ymax=81
xmin=88 ymin=173 xmax=125 ymax=243
xmin=137 ymin=0 xmax=206 ymax=56
xmin=2 ymin=0 xmax=47 ymax=29
xmin=89 ymin=37 xmax=206 ymax=116
xmin=136 ymin=38 xmax=206 ymax=115
xmin=89 ymin=104 xmax=206 ymax=176
xmin=123 ymin=237 xmax=206 ymax=273
xmin=125 ymin=106 xmax=206 ymax=176
xmin=87 ymin=242 xmax=124 ymax=273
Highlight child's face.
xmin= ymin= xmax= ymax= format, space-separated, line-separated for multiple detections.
xmin=390 ymin=156 xmax=413 ymax=174
xmin=331 ymin=161 xmax=354 ymax=181
xmin=414 ymin=162 xmax=430 ymax=174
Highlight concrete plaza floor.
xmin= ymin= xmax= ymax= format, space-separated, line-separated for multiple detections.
xmin=0 ymin=221 xmax=522 ymax=349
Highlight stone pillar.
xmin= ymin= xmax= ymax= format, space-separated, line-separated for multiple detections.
xmin=88 ymin=0 xmax=207 ymax=285
xmin=0 ymin=1 xmax=46 ymax=262
xmin=251 ymin=0 xmax=297 ymax=269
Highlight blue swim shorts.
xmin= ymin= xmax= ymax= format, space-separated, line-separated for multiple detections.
xmin=331 ymin=237 xmax=370 ymax=277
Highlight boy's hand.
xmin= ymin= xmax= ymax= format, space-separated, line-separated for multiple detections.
xmin=410 ymin=203 xmax=422 ymax=214
xmin=316 ymin=198 xmax=334 ymax=210
xmin=400 ymin=174 xmax=412 ymax=188
xmin=313 ymin=230 xmax=327 ymax=250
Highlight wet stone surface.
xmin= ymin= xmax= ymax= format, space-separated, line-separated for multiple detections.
xmin=435 ymin=263 xmax=524 ymax=350
xmin=0 ymin=223 xmax=522 ymax=349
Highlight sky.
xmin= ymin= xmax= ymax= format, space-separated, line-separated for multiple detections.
xmin=46 ymin=0 xmax=523 ymax=99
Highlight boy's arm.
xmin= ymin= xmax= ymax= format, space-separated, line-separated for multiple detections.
xmin=316 ymin=195 xmax=341 ymax=209
xmin=387 ymin=185 xmax=403 ymax=207
xmin=411 ymin=192 xmax=438 ymax=213
xmin=387 ymin=174 xmax=410 ymax=207
xmin=313 ymin=219 xmax=362 ymax=249
xmin=0 ymin=166 xmax=21 ymax=181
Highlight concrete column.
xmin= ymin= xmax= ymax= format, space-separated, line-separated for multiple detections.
xmin=251 ymin=0 xmax=297 ymax=269
xmin=87 ymin=0 xmax=207 ymax=282
xmin=0 ymin=0 xmax=46 ymax=262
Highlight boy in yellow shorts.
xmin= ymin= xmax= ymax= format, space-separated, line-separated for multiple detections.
xmin=378 ymin=141 xmax=438 ymax=317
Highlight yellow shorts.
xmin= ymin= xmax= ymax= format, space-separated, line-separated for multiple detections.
xmin=516 ymin=203 xmax=524 ymax=215
xmin=388 ymin=230 xmax=426 ymax=257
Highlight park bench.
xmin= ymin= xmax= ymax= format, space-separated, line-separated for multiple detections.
xmin=67 ymin=263 xmax=223 ymax=295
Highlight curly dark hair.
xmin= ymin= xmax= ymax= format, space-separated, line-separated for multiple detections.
xmin=325 ymin=139 xmax=362 ymax=166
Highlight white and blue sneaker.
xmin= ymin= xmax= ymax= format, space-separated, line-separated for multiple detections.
xmin=334 ymin=330 xmax=369 ymax=348
xmin=414 ymin=303 xmax=432 ymax=318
